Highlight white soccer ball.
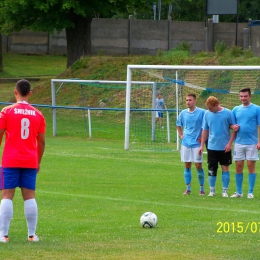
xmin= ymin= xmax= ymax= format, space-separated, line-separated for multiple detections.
xmin=140 ymin=212 xmax=158 ymax=228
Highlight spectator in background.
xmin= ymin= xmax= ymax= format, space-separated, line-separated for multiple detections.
xmin=155 ymin=92 xmax=167 ymax=129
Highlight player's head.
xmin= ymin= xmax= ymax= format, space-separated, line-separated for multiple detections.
xmin=186 ymin=93 xmax=196 ymax=109
xmin=239 ymin=87 xmax=251 ymax=105
xmin=15 ymin=79 xmax=31 ymax=97
xmin=186 ymin=93 xmax=196 ymax=99
xmin=157 ymin=92 xmax=162 ymax=98
xmin=205 ymin=96 xmax=219 ymax=112
xmin=239 ymin=87 xmax=251 ymax=96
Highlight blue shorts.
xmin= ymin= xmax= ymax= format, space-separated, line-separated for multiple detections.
xmin=156 ymin=112 xmax=163 ymax=118
xmin=0 ymin=167 xmax=38 ymax=190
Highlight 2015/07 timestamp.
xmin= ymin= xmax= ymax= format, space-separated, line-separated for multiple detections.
xmin=217 ymin=222 xmax=260 ymax=234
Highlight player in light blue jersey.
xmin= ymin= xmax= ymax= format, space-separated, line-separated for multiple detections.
xmin=155 ymin=93 xmax=167 ymax=129
xmin=199 ymin=96 xmax=237 ymax=197
xmin=176 ymin=94 xmax=206 ymax=195
xmin=230 ymin=87 xmax=260 ymax=199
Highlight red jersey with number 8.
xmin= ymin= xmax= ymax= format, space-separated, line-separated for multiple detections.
xmin=0 ymin=102 xmax=46 ymax=168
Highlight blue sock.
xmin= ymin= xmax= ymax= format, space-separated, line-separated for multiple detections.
xmin=222 ymin=171 xmax=230 ymax=192
xmin=208 ymin=176 xmax=216 ymax=192
xmin=235 ymin=173 xmax=243 ymax=194
xmin=248 ymin=173 xmax=256 ymax=194
xmin=184 ymin=168 xmax=191 ymax=191
xmin=197 ymin=169 xmax=204 ymax=191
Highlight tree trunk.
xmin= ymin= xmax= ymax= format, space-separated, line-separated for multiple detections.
xmin=0 ymin=34 xmax=3 ymax=71
xmin=66 ymin=14 xmax=92 ymax=68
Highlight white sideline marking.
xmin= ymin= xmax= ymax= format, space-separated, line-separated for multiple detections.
xmin=38 ymin=190 xmax=260 ymax=214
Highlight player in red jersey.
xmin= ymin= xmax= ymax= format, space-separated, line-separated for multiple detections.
xmin=0 ymin=79 xmax=46 ymax=243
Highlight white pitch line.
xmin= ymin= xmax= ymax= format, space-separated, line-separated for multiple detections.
xmin=38 ymin=190 xmax=260 ymax=214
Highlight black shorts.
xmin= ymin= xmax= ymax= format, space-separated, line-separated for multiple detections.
xmin=207 ymin=149 xmax=232 ymax=167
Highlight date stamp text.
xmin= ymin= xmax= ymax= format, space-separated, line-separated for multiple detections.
xmin=217 ymin=222 xmax=260 ymax=233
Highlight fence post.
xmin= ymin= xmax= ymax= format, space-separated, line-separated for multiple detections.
xmin=166 ymin=111 xmax=170 ymax=143
xmin=168 ymin=17 xmax=172 ymax=50
xmin=207 ymin=19 xmax=214 ymax=51
xmin=88 ymin=109 xmax=92 ymax=138
xmin=128 ymin=15 xmax=133 ymax=55
xmin=243 ymin=28 xmax=250 ymax=50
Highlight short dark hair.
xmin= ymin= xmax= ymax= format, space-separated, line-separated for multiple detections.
xmin=239 ymin=87 xmax=251 ymax=96
xmin=186 ymin=93 xmax=196 ymax=99
xmin=16 ymin=79 xmax=31 ymax=96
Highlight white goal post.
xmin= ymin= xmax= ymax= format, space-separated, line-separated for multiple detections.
xmin=124 ymin=65 xmax=260 ymax=150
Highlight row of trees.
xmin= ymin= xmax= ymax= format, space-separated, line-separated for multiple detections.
xmin=0 ymin=0 xmax=260 ymax=70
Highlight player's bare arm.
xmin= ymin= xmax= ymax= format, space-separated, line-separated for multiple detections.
xmin=257 ymin=126 xmax=260 ymax=150
xmin=0 ymin=129 xmax=5 ymax=146
xmin=230 ymin=124 xmax=239 ymax=131
xmin=198 ymin=130 xmax=208 ymax=155
xmin=177 ymin=126 xmax=184 ymax=139
xmin=225 ymin=127 xmax=236 ymax=153
xmin=37 ymin=133 xmax=46 ymax=172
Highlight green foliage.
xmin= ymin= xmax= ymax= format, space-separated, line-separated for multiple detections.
xmin=0 ymin=53 xmax=66 ymax=77
xmin=0 ymin=34 xmax=2 ymax=71
xmin=71 ymin=57 xmax=90 ymax=72
xmin=0 ymin=0 xmax=151 ymax=34
xmin=163 ymin=43 xmax=191 ymax=63
xmin=243 ymin=48 xmax=254 ymax=58
xmin=229 ymin=45 xmax=243 ymax=57
xmin=97 ymin=49 xmax=105 ymax=56
xmin=173 ymin=40 xmax=192 ymax=52
xmin=0 ymin=0 xmax=118 ymax=33
xmin=158 ymin=41 xmax=192 ymax=63
xmin=162 ymin=49 xmax=190 ymax=64
xmin=0 ymin=0 xmax=146 ymax=67
xmin=171 ymin=0 xmax=205 ymax=21
xmin=208 ymin=70 xmax=232 ymax=91
xmin=156 ymin=49 xmax=164 ymax=57
xmin=214 ymin=40 xmax=227 ymax=56
xmin=193 ymin=51 xmax=212 ymax=58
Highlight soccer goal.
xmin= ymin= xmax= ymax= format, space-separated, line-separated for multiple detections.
xmin=51 ymin=79 xmax=176 ymax=151
xmin=51 ymin=79 xmax=162 ymax=142
xmin=124 ymin=65 xmax=260 ymax=150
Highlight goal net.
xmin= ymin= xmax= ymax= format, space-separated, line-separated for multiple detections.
xmin=124 ymin=65 xmax=260 ymax=150
xmin=51 ymin=79 xmax=159 ymax=142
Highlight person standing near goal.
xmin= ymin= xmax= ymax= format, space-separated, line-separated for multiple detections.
xmin=155 ymin=92 xmax=167 ymax=129
xmin=230 ymin=87 xmax=260 ymax=199
xmin=176 ymin=93 xmax=206 ymax=195
xmin=199 ymin=96 xmax=237 ymax=197
xmin=0 ymin=79 xmax=46 ymax=243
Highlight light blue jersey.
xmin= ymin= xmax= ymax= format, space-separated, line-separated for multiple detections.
xmin=155 ymin=98 xmax=165 ymax=110
xmin=232 ymin=103 xmax=260 ymax=145
xmin=202 ymin=108 xmax=235 ymax=150
xmin=176 ymin=107 xmax=205 ymax=148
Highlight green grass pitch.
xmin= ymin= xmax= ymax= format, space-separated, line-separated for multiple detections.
xmin=1 ymin=130 xmax=260 ymax=259
xmin=2 ymin=52 xmax=260 ymax=259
